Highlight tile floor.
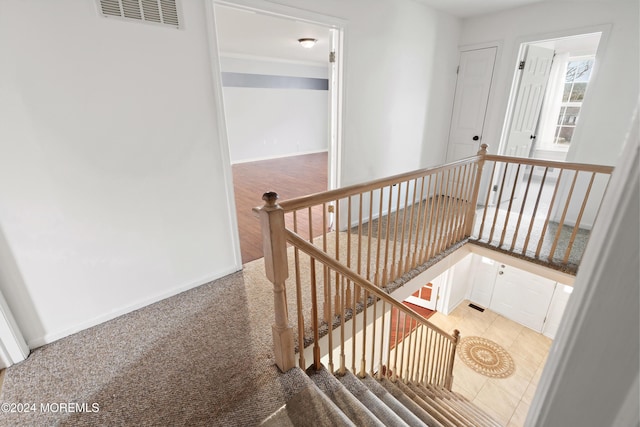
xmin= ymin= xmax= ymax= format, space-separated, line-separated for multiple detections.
xmin=428 ymin=301 xmax=552 ymax=427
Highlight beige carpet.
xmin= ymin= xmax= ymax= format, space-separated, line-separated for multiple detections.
xmin=0 ymin=263 xmax=296 ymax=426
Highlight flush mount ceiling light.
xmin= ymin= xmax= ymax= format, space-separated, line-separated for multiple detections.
xmin=298 ymin=38 xmax=317 ymax=48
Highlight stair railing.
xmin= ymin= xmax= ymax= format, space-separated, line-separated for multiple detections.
xmin=256 ymin=144 xmax=614 ymax=389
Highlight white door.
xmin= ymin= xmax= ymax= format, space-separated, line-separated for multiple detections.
xmin=446 ymin=47 xmax=497 ymax=162
xmin=468 ymin=256 xmax=499 ymax=308
xmin=489 ymin=264 xmax=556 ymax=332
xmin=495 ymin=45 xmax=555 ymax=205
xmin=503 ymin=45 xmax=555 ymax=158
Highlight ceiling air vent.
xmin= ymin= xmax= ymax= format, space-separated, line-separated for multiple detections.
xmin=98 ymin=0 xmax=180 ymax=29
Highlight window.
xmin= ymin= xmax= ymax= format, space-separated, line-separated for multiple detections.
xmin=553 ymin=57 xmax=595 ymax=146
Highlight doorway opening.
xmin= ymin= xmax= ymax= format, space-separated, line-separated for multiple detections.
xmin=212 ymin=2 xmax=344 ymax=264
xmin=500 ymin=32 xmax=603 ymax=162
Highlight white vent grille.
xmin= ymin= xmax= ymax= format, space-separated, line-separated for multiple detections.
xmin=98 ymin=0 xmax=180 ymax=28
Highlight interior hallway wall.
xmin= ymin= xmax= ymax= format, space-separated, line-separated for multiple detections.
xmin=459 ymin=1 xmax=639 ymax=166
xmin=0 ymin=0 xmax=240 ymax=347
xmin=254 ymin=0 xmax=462 ymax=185
xmin=220 ymin=57 xmax=329 ymax=163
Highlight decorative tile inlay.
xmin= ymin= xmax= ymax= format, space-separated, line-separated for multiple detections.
xmin=458 ymin=336 xmax=515 ymax=378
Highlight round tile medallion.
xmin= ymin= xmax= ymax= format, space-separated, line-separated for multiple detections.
xmin=457 ymin=336 xmax=515 ymax=378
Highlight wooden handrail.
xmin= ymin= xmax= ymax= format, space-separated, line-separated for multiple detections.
xmin=484 ymin=154 xmax=614 ymax=174
xmin=285 ymin=228 xmax=457 ymax=342
xmin=277 ymin=156 xmax=483 ymax=212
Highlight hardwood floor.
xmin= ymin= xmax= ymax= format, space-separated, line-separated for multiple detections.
xmin=232 ymin=152 xmax=328 ymax=264
xmin=390 ymin=285 xmax=436 ymax=348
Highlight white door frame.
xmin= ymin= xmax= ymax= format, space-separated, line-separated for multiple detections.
xmin=0 ymin=289 xmax=29 ymax=368
xmin=211 ymin=0 xmax=346 ymax=192
xmin=497 ymin=24 xmax=612 ymax=158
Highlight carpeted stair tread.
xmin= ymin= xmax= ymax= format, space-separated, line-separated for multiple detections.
xmin=378 ymin=377 xmax=450 ymax=427
xmin=336 ymin=370 xmax=412 ymax=427
xmin=359 ymin=374 xmax=434 ymax=427
xmin=306 ymin=366 xmax=385 ymax=427
xmin=261 ymin=367 xmax=355 ymax=427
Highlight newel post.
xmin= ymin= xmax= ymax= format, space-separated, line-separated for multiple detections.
xmin=258 ymin=191 xmax=296 ymax=372
xmin=464 ymin=144 xmax=489 ymax=236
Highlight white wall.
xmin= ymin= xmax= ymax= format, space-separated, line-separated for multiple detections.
xmin=249 ymin=0 xmax=461 ymax=185
xmin=0 ymin=0 xmax=240 ymax=347
xmin=220 ymin=57 xmax=329 ymax=163
xmin=528 ymin=104 xmax=639 ymax=427
xmin=460 ymin=1 xmax=639 ymax=166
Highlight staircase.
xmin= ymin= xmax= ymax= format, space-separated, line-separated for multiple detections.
xmin=255 ymin=148 xmax=613 ymax=427
xmin=261 ymin=365 xmax=501 ymax=427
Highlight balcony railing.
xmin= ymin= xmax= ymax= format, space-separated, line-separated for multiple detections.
xmin=256 ymin=144 xmax=614 ymax=390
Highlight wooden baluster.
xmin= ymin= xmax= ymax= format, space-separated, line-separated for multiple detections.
xmin=374 ymin=188 xmax=384 ymax=286
xmin=489 ymin=162 xmax=510 ymax=244
xmin=536 ymin=169 xmax=564 ymax=258
xmin=478 ymin=161 xmax=497 ymax=240
xmin=445 ymin=330 xmax=460 ymax=390
xmin=345 ymin=196 xmax=352 ymax=306
xmin=359 ymin=288 xmax=368 ymax=378
xmin=563 ymin=172 xmax=596 ymax=264
xmin=436 ymin=169 xmax=452 ymax=253
xmin=499 ymin=164 xmax=521 ymax=248
xmin=428 ymin=329 xmax=436 ymax=383
xmin=418 ymin=175 xmax=433 ymax=262
xmin=351 ymin=280 xmax=357 ymax=374
xmin=412 ymin=177 xmax=427 ymax=267
xmin=451 ymin=165 xmax=466 ymax=242
xmin=465 ymin=144 xmax=488 ymax=237
xmin=523 ymin=167 xmax=549 ymax=255
xmin=392 ymin=308 xmax=401 ymax=381
xmin=397 ymin=180 xmax=411 ymax=276
xmin=292 ymin=211 xmax=305 ymax=370
xmin=432 ymin=170 xmax=446 ymax=256
xmin=339 ymin=276 xmax=346 ymax=375
xmin=377 ymin=301 xmax=387 ymax=379
xmin=390 ymin=183 xmax=403 ymax=280
xmin=512 ymin=165 xmax=536 ymax=251
xmin=258 ymin=192 xmax=295 ymax=372
xmin=370 ymin=292 xmax=377 ymax=375
xmin=405 ymin=178 xmax=420 ymax=272
xmin=458 ymin=162 xmax=476 ymax=241
xmin=410 ymin=319 xmax=420 ymax=382
xmin=451 ymin=165 xmax=466 ymax=245
xmin=366 ymin=190 xmax=374 ymax=281
xmin=382 ymin=185 xmax=394 ymax=286
xmin=385 ymin=304 xmax=394 ymax=379
xmin=322 ymin=204 xmax=330 ymax=324
xmin=414 ymin=325 xmax=424 ymax=383
xmin=356 ymin=193 xmax=364 ymax=302
xmin=326 ymin=265 xmax=334 ymax=373
xmin=442 ymin=168 xmax=455 ymax=251
xmin=398 ymin=311 xmax=407 ymax=381
xmin=334 ymin=199 xmax=342 ymax=314
xmin=548 ymin=170 xmax=579 ymax=261
xmin=425 ymin=172 xmax=441 ymax=262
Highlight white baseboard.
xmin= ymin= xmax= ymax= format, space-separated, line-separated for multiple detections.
xmin=26 ymin=265 xmax=242 ymax=349
xmin=231 ymin=149 xmax=328 ymax=165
